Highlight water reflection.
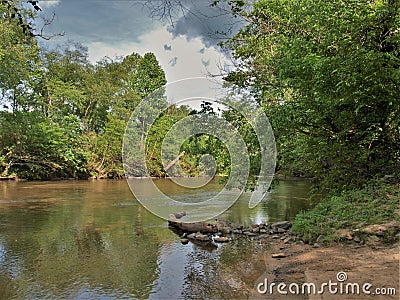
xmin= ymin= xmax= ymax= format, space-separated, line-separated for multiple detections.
xmin=0 ymin=178 xmax=311 ymax=298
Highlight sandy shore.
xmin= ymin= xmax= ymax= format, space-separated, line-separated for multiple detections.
xmin=249 ymin=240 xmax=399 ymax=299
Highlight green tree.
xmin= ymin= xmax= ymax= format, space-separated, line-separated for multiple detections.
xmin=91 ymin=52 xmax=167 ymax=178
xmin=0 ymin=0 xmax=41 ymax=111
xmin=0 ymin=111 xmax=88 ymax=179
xmin=222 ymin=0 xmax=400 ymax=190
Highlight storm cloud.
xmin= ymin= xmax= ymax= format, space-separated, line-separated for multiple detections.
xmin=35 ymin=1 xmax=235 ymax=81
xmin=37 ymin=1 xmax=243 ymax=51
xmin=164 ymin=1 xmax=245 ymax=48
xmin=37 ymin=1 xmax=161 ymax=46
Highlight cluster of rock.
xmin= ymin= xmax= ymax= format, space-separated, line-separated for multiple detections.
xmin=168 ymin=212 xmax=297 ymax=247
xmin=334 ymin=221 xmax=400 ymax=245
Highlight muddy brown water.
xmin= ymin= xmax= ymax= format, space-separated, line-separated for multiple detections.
xmin=0 ymin=178 xmax=311 ymax=299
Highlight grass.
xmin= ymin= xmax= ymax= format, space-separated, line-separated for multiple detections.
xmin=291 ymin=181 xmax=400 ymax=244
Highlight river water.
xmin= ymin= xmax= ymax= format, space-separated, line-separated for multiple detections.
xmin=0 ymin=178 xmax=311 ymax=299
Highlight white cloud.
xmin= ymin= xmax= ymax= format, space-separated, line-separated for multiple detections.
xmin=39 ymin=0 xmax=60 ymax=9
xmin=86 ymin=27 xmax=230 ymax=83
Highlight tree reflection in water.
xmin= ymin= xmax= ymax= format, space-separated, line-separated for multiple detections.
xmin=0 ymin=179 xmax=311 ymax=298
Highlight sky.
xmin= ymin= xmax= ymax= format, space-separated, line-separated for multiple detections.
xmin=36 ymin=0 xmax=244 ymax=83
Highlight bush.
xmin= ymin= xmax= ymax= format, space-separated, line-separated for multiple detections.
xmin=292 ymin=182 xmax=400 ymax=244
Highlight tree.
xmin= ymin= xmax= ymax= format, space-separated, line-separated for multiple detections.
xmin=0 ymin=0 xmax=41 ymax=111
xmin=0 ymin=111 xmax=88 ymax=179
xmin=221 ymin=0 xmax=400 ymax=190
xmin=90 ymin=52 xmax=167 ymax=178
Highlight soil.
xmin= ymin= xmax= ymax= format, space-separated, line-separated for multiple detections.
xmin=249 ymin=240 xmax=399 ymax=300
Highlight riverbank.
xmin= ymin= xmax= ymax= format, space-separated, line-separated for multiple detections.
xmin=168 ymin=181 xmax=400 ymax=246
xmin=292 ymin=181 xmax=400 ymax=244
xmin=167 ymin=181 xmax=399 ymax=298
xmin=167 ymin=217 xmax=399 ymax=299
xmin=250 ymin=238 xmax=399 ymax=299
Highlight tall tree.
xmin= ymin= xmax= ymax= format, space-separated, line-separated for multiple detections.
xmin=221 ymin=0 xmax=400 ymax=190
xmin=0 ymin=0 xmax=41 ymax=111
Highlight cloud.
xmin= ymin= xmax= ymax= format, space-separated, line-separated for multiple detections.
xmin=82 ymin=27 xmax=230 ymax=83
xmin=133 ymin=27 xmax=230 ymax=82
xmin=38 ymin=0 xmax=60 ymax=9
xmin=37 ymin=0 xmax=162 ymax=46
xmin=35 ymin=2 xmax=232 ymax=83
xmin=166 ymin=1 xmax=245 ymax=48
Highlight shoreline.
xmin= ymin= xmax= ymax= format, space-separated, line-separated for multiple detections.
xmin=250 ymin=239 xmax=399 ymax=299
xmin=167 ymin=215 xmax=399 ymax=298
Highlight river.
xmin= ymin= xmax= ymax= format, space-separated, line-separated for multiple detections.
xmin=0 ymin=178 xmax=311 ymax=299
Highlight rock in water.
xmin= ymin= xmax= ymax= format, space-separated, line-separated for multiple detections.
xmin=195 ymin=232 xmax=210 ymax=242
xmin=169 ymin=211 xmax=186 ymax=220
xmin=187 ymin=233 xmax=197 ymax=239
xmin=271 ymin=221 xmax=292 ymax=230
xmin=220 ymin=227 xmax=233 ymax=234
xmin=174 ymin=212 xmax=186 ymax=219
xmin=168 ymin=219 xmax=217 ymax=233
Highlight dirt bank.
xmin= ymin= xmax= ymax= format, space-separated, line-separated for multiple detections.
xmin=250 ymin=240 xmax=399 ymax=299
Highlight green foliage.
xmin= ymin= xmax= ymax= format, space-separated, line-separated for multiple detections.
xmin=0 ymin=12 xmax=168 ymax=180
xmin=0 ymin=111 xmax=88 ymax=179
xmin=220 ymin=107 xmax=260 ymax=187
xmin=145 ymin=105 xmax=192 ymax=177
xmin=0 ymin=0 xmax=41 ymax=111
xmin=292 ymin=182 xmax=400 ymax=243
xmin=89 ymin=114 xmax=126 ymax=178
xmin=132 ymin=53 xmax=167 ymax=98
xmin=222 ymin=0 xmax=400 ymax=191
